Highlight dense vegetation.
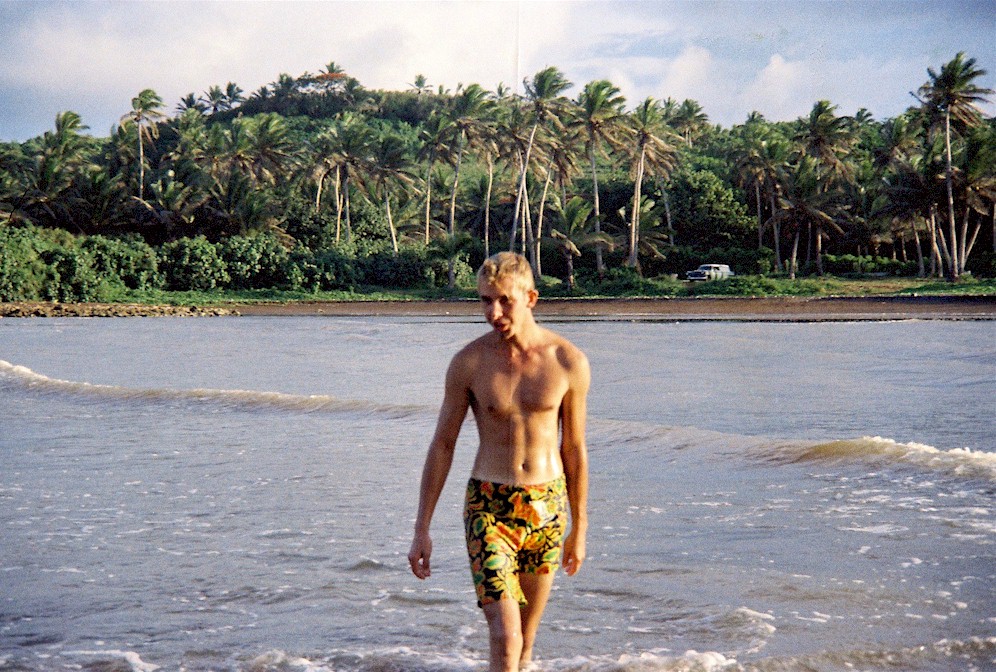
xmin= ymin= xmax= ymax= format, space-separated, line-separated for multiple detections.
xmin=1 ymin=55 xmax=994 ymax=303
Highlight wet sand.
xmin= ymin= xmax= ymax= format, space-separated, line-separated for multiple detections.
xmin=2 ymin=296 xmax=994 ymax=321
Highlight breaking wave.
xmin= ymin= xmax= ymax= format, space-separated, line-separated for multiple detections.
xmin=754 ymin=435 xmax=996 ymax=483
xmin=0 ymin=359 xmax=426 ymax=418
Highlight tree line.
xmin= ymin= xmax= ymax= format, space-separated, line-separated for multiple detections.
xmin=1 ymin=54 xmax=993 ymax=302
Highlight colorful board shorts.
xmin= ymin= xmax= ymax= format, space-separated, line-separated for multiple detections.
xmin=464 ymin=476 xmax=568 ymax=608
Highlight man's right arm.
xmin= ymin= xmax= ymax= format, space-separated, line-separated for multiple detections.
xmin=408 ymin=352 xmax=471 ymax=579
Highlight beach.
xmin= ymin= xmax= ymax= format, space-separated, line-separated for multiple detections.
xmin=3 ymin=295 xmax=995 ymax=320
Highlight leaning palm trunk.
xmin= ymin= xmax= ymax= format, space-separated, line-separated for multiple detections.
xmin=423 ymin=161 xmax=434 ymax=244
xmin=755 ymin=182 xmax=763 ymax=249
xmin=912 ymin=221 xmax=926 ymax=277
xmin=815 ymin=227 xmax=825 ymax=276
xmin=663 ymin=188 xmax=674 ymax=246
xmin=341 ymin=170 xmax=352 ymax=242
xmin=770 ymin=192 xmax=781 ymax=271
xmin=384 ymin=191 xmax=398 ymax=255
xmin=943 ymin=112 xmax=960 ymax=279
xmin=964 ymin=208 xmax=982 ymax=272
xmin=334 ymin=169 xmax=343 ymax=243
xmin=563 ymin=251 xmax=576 ymax=291
xmin=510 ymin=125 xmax=539 ymax=251
xmin=449 ymin=143 xmax=464 ymax=236
xmin=628 ymin=149 xmax=646 ymax=268
xmin=483 ymin=155 xmax=495 ymax=259
xmin=533 ymin=165 xmax=554 ymax=279
xmin=315 ymin=168 xmax=328 ymax=212
xmin=959 ymin=205 xmax=970 ymax=274
xmin=935 ymin=214 xmax=953 ymax=276
xmin=522 ymin=194 xmax=534 ymax=259
xmin=137 ymin=129 xmax=146 ymax=201
xmin=926 ymin=209 xmax=937 ymax=276
xmin=589 ymin=148 xmax=605 ymax=274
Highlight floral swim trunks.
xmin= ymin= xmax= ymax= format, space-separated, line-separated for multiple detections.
xmin=464 ymin=476 xmax=568 ymax=608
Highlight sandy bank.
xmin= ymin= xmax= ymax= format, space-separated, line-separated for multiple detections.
xmin=229 ymin=295 xmax=996 ymax=321
xmin=0 ymin=302 xmax=238 ymax=318
xmin=2 ymin=296 xmax=994 ymax=321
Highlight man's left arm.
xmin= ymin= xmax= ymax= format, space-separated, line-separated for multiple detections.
xmin=560 ymin=348 xmax=590 ymax=577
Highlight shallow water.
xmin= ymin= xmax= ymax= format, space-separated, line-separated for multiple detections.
xmin=1 ymin=316 xmax=994 ymax=671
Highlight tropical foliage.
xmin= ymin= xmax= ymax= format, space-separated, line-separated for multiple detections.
xmin=1 ymin=54 xmax=994 ymax=303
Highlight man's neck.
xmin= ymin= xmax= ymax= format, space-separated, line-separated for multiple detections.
xmin=500 ymin=317 xmax=543 ymax=353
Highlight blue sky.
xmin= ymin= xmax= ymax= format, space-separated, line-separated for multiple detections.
xmin=1 ymin=0 xmax=993 ymax=142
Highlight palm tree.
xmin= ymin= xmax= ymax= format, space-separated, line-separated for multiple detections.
xmin=671 ymin=99 xmax=708 ymax=147
xmin=510 ymin=67 xmax=573 ymax=250
xmin=224 ymin=82 xmax=245 ymax=109
xmin=626 ymin=97 xmax=677 ymax=268
xmin=573 ymin=79 xmax=627 ymax=274
xmin=915 ymin=52 xmax=994 ymax=278
xmin=472 ymin=121 xmax=503 ymax=259
xmin=767 ymin=155 xmax=846 ymax=277
xmin=876 ymin=155 xmax=941 ymax=277
xmin=730 ymin=121 xmax=770 ymax=247
xmin=323 ymin=112 xmax=373 ymax=242
xmin=410 ymin=74 xmax=431 ymax=96
xmin=962 ymin=123 xmax=996 ymax=264
xmin=548 ymin=196 xmax=613 ymax=291
xmin=202 ymin=85 xmax=227 ymax=113
xmin=416 ymin=112 xmax=454 ymax=243
xmin=120 ymin=88 xmax=165 ymax=201
xmin=618 ymin=196 xmax=672 ymax=268
xmin=5 ymin=111 xmax=92 ymax=229
xmin=239 ymin=113 xmax=298 ymax=188
xmin=367 ymin=128 xmax=415 ymax=254
xmin=445 ymin=83 xmax=492 ymax=237
xmin=794 ymin=100 xmax=857 ymax=186
xmin=177 ymin=93 xmax=206 ymax=115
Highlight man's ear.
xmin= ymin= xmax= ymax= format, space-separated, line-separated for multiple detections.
xmin=526 ymin=288 xmax=539 ymax=307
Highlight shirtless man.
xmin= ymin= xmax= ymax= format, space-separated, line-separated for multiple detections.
xmin=408 ymin=252 xmax=590 ymax=672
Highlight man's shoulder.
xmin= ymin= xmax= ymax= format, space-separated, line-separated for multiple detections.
xmin=448 ymin=333 xmax=494 ymax=370
xmin=542 ymin=328 xmax=589 ymax=371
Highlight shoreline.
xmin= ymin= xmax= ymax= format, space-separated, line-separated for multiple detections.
xmin=3 ymin=295 xmax=995 ymax=321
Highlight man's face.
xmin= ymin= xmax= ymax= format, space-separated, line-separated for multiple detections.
xmin=477 ymin=275 xmax=536 ymax=340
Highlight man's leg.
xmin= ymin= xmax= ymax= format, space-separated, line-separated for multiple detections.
xmin=482 ymin=598 xmax=523 ymax=672
xmin=518 ymin=572 xmax=555 ymax=667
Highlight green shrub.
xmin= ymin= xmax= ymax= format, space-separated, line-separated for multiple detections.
xmin=220 ymin=234 xmax=291 ymax=289
xmin=360 ymin=249 xmax=429 ymax=288
xmin=585 ymin=266 xmax=682 ymax=297
xmin=159 ymin=236 xmax=229 ymax=291
xmin=311 ymin=247 xmax=360 ymax=291
xmin=687 ymin=275 xmax=835 ymax=297
xmin=821 ymin=253 xmax=918 ymax=276
xmin=426 ymin=255 xmax=474 ymax=289
xmin=40 ymin=247 xmax=113 ymax=302
xmin=81 ymin=235 xmax=161 ymax=291
xmin=0 ymin=225 xmax=53 ymax=301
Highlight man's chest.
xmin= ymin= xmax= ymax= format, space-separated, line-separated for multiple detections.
xmin=472 ymin=366 xmax=567 ymax=417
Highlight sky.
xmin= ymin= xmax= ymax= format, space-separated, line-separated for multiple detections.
xmin=1 ymin=0 xmax=994 ymax=142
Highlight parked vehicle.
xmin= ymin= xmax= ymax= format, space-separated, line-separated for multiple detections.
xmin=686 ymin=263 xmax=735 ymax=281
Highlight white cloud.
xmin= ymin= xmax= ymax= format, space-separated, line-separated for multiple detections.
xmin=740 ymin=53 xmax=814 ymax=121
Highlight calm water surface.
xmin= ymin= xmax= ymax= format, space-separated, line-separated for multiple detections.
xmin=1 ymin=316 xmax=994 ymax=671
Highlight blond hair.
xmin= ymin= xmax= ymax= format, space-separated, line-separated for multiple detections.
xmin=476 ymin=252 xmax=536 ymax=294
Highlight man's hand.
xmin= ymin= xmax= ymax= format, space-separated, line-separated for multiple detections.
xmin=561 ymin=529 xmax=586 ymax=576
xmin=408 ymin=530 xmax=433 ymax=579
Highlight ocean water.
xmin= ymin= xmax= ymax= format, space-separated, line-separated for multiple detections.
xmin=1 ymin=315 xmax=994 ymax=672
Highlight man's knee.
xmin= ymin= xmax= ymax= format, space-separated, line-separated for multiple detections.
xmin=484 ymin=599 xmax=524 ymax=660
